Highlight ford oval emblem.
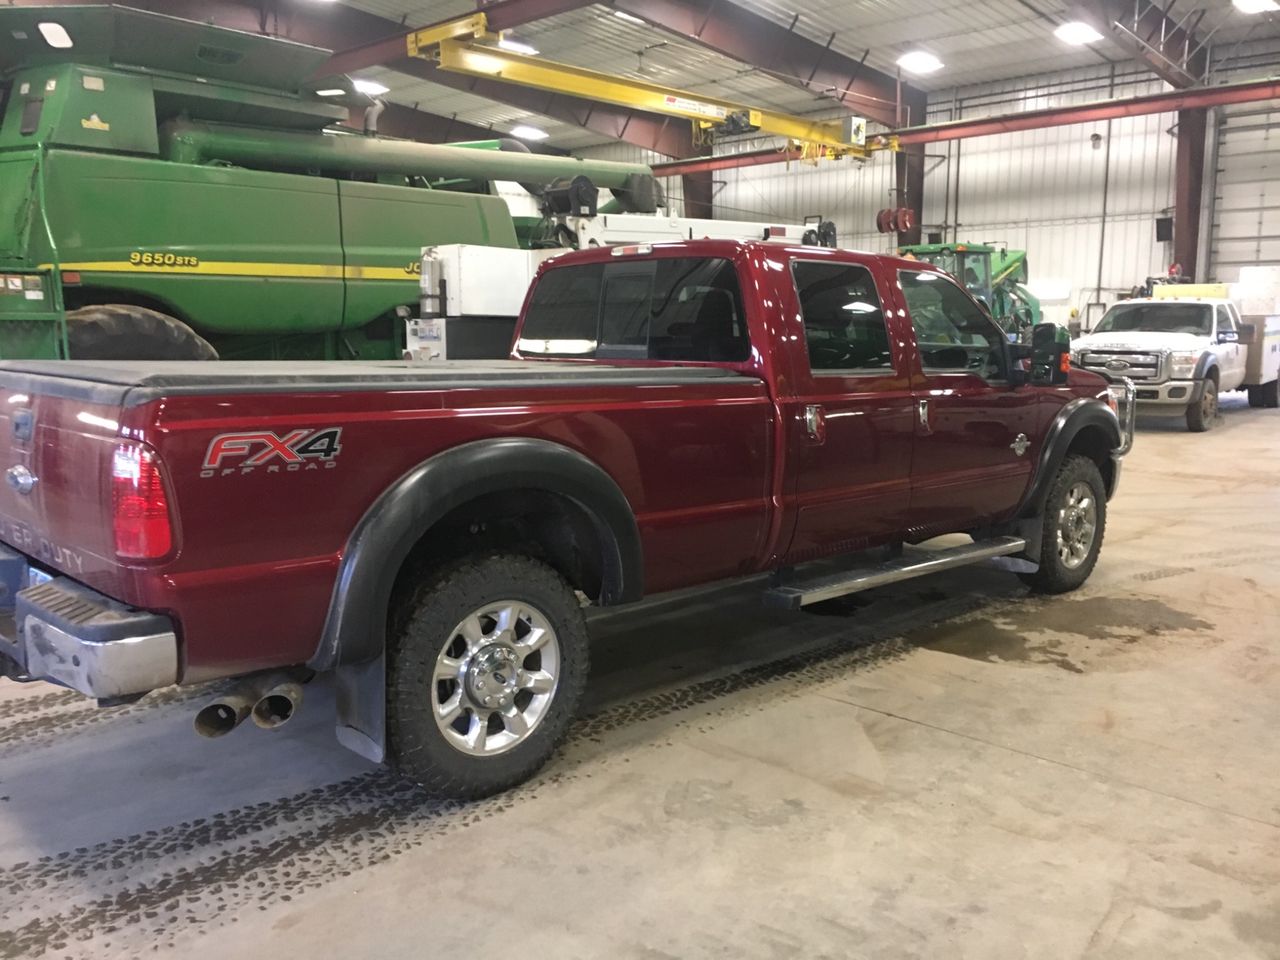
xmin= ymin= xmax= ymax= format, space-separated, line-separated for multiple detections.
xmin=5 ymin=464 xmax=37 ymax=495
xmin=1105 ymin=359 xmax=1130 ymax=371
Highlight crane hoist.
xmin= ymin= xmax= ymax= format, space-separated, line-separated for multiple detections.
xmin=403 ymin=13 xmax=899 ymax=161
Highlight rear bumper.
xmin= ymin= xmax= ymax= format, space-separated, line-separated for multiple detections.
xmin=0 ymin=547 xmax=177 ymax=699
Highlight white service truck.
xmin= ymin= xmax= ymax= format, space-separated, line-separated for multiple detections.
xmin=408 ymin=208 xmax=837 ymax=360
xmin=1072 ymin=284 xmax=1280 ymax=432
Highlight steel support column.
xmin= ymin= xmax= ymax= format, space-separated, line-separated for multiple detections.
xmin=1174 ymin=108 xmax=1208 ymax=279
xmin=680 ymin=171 xmax=714 ymax=218
xmin=895 ymin=143 xmax=925 ymax=246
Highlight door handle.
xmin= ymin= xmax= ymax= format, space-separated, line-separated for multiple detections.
xmin=804 ymin=404 xmax=826 ymax=442
xmin=917 ymin=398 xmax=931 ymax=435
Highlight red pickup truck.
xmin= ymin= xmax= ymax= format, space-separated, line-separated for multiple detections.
xmin=0 ymin=240 xmax=1133 ymax=798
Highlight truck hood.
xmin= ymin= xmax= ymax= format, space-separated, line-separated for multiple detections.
xmin=1072 ymin=331 xmax=1210 ymax=352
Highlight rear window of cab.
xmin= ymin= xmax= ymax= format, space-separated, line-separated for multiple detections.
xmin=517 ymin=257 xmax=750 ymax=362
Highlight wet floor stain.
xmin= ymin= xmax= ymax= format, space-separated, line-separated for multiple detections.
xmin=913 ymin=596 xmax=1214 ymax=673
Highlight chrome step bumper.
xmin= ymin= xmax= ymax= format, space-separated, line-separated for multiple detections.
xmin=0 ymin=546 xmax=177 ymax=699
xmin=763 ymin=536 xmax=1028 ymax=610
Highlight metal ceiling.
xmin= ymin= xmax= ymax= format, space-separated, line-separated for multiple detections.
xmin=336 ymin=0 xmax=1280 ymax=148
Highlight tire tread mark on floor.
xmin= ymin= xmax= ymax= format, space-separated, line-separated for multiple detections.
xmin=0 ymin=593 xmax=988 ymax=957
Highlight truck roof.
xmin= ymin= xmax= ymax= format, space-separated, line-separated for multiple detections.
xmin=540 ymin=238 xmax=940 ymax=272
xmin=1113 ymin=296 xmax=1232 ymax=306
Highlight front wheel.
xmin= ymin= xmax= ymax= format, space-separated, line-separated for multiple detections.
xmin=386 ymin=553 xmax=589 ymax=800
xmin=1018 ymin=454 xmax=1107 ymax=594
xmin=1186 ymin=376 xmax=1218 ymax=432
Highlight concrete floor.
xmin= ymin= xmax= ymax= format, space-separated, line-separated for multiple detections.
xmin=2 ymin=395 xmax=1278 ymax=960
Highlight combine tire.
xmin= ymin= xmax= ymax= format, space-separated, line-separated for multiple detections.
xmin=66 ymin=305 xmax=218 ymax=360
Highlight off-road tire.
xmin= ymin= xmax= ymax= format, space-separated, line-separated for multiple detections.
xmin=66 ymin=304 xmax=218 ymax=360
xmin=386 ymin=553 xmax=589 ymax=800
xmin=1018 ymin=454 xmax=1107 ymax=594
xmin=1186 ymin=374 xmax=1218 ymax=432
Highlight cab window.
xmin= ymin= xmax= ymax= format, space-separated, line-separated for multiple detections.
xmin=518 ymin=257 xmax=749 ymax=362
xmin=898 ymin=270 xmax=1008 ymax=381
xmin=1217 ymin=305 xmax=1236 ymax=333
xmin=792 ymin=260 xmax=893 ymax=373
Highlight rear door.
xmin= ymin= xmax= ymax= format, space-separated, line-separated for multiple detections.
xmin=895 ymin=267 xmax=1038 ymax=534
xmin=779 ymin=255 xmax=916 ymax=563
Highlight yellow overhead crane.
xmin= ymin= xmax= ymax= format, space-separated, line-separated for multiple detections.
xmin=404 ymin=13 xmax=899 ymax=161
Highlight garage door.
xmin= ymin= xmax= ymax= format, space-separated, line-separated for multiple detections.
xmin=1209 ymin=103 xmax=1280 ymax=281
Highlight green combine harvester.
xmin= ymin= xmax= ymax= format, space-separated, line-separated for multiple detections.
xmin=898 ymin=241 xmax=1042 ymax=335
xmin=0 ymin=5 xmax=662 ymax=360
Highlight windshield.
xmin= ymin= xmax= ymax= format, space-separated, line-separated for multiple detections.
xmin=1094 ymin=302 xmax=1212 ymax=336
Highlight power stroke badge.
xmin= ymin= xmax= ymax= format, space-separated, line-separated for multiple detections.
xmin=200 ymin=428 xmax=342 ymax=477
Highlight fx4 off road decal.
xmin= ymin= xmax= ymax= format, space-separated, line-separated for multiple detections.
xmin=201 ymin=428 xmax=342 ymax=477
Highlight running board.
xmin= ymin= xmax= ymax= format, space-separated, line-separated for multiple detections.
xmin=763 ymin=536 xmax=1028 ymax=610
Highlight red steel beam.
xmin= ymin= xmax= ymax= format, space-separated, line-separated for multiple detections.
xmin=653 ymin=148 xmax=803 ymax=176
xmin=894 ymin=77 xmax=1280 ymax=145
xmin=655 ymin=76 xmax=1280 ymax=175
xmin=610 ymin=0 xmax=922 ymax=129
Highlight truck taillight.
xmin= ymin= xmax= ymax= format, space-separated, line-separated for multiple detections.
xmin=112 ymin=442 xmax=174 ymax=560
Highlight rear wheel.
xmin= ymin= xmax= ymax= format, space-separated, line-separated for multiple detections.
xmin=386 ymin=553 xmax=589 ymax=800
xmin=1018 ymin=454 xmax=1107 ymax=594
xmin=1186 ymin=375 xmax=1218 ymax=432
xmin=66 ymin=304 xmax=218 ymax=360
xmin=1247 ymin=385 xmax=1265 ymax=408
xmin=1262 ymin=378 xmax=1280 ymax=409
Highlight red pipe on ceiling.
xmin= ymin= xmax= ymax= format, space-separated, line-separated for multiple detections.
xmin=654 ymin=76 xmax=1280 ymax=174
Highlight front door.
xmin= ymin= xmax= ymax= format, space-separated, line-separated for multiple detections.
xmin=1216 ymin=305 xmax=1247 ymax=390
xmin=780 ymin=256 xmax=917 ymax=563
xmin=895 ymin=268 xmax=1039 ymax=535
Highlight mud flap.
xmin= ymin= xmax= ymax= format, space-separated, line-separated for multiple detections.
xmin=334 ymin=653 xmax=385 ymax=764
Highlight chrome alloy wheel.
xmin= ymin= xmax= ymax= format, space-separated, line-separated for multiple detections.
xmin=1056 ymin=482 xmax=1098 ymax=570
xmin=432 ymin=601 xmax=560 ymax=756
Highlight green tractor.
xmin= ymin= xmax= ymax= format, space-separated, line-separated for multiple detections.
xmin=898 ymin=241 xmax=1041 ymax=336
xmin=0 ymin=5 xmax=662 ymax=360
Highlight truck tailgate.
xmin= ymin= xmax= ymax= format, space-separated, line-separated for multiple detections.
xmin=0 ymin=369 xmax=132 ymax=591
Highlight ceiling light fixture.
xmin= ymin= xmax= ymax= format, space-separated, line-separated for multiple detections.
xmin=1233 ymin=0 xmax=1279 ymax=12
xmin=1054 ymin=20 xmax=1104 ymax=44
xmin=352 ymin=78 xmax=390 ymax=96
xmin=498 ymin=37 xmax=540 ymax=56
xmin=37 ymin=22 xmax=73 ymax=48
xmin=896 ymin=50 xmax=943 ymax=75
xmin=314 ymin=88 xmax=346 ymax=97
xmin=509 ymin=124 xmax=550 ymax=140
xmin=614 ymin=10 xmax=646 ymax=24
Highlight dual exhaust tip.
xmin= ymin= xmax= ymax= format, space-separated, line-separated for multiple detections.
xmin=194 ymin=674 xmax=304 ymax=739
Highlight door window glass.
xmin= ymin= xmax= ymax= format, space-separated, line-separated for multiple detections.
xmin=1217 ymin=305 xmax=1236 ymax=333
xmin=792 ymin=260 xmax=893 ymax=373
xmin=899 ymin=270 xmax=1008 ymax=380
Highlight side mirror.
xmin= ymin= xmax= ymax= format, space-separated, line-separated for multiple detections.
xmin=1007 ymin=342 xmax=1032 ymax=387
xmin=1217 ymin=329 xmax=1240 ymax=344
xmin=1030 ymin=322 xmax=1071 ymax=385
xmin=1238 ymin=322 xmax=1257 ymax=345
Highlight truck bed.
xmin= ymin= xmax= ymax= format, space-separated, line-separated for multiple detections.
xmin=0 ymin=360 xmax=751 ymax=406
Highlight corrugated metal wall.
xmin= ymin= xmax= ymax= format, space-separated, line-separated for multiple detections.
xmin=922 ymin=66 xmax=1177 ymax=325
xmin=1209 ymin=103 xmax=1280 ymax=281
